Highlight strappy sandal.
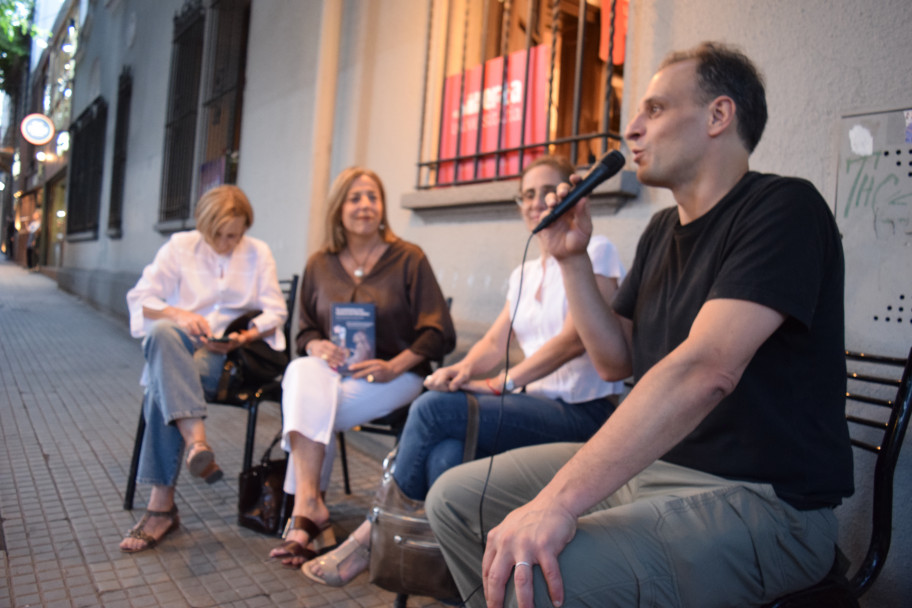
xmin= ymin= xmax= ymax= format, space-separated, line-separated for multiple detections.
xmin=269 ymin=516 xmax=337 ymax=569
xmin=301 ymin=535 xmax=370 ymax=587
xmin=186 ymin=441 xmax=223 ymax=483
xmin=120 ymin=505 xmax=180 ymax=553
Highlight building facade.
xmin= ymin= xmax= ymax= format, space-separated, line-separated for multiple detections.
xmin=36 ymin=0 xmax=912 ymax=604
xmin=1 ymin=0 xmax=73 ymax=270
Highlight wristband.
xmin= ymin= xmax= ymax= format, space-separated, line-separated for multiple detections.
xmin=485 ymin=378 xmax=502 ymax=396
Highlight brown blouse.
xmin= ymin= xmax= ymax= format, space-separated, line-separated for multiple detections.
xmin=296 ymin=238 xmax=456 ymax=378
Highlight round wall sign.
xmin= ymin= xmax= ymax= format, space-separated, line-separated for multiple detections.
xmin=21 ymin=113 xmax=56 ymax=145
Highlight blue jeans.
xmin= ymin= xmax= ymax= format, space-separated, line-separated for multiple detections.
xmin=392 ymin=390 xmax=615 ymax=500
xmin=137 ymin=321 xmax=225 ymax=486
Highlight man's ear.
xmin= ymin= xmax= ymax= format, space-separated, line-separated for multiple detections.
xmin=707 ymin=96 xmax=736 ymax=137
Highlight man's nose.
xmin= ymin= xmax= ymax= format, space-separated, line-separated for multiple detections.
xmin=624 ymin=114 xmax=643 ymax=141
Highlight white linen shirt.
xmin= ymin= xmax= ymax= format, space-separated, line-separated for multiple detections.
xmin=126 ymin=230 xmax=287 ymax=352
xmin=507 ymin=235 xmax=625 ymax=403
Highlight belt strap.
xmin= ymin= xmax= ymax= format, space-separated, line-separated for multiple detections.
xmin=215 ymin=359 xmax=235 ymax=403
xmin=462 ymin=392 xmax=480 ymax=462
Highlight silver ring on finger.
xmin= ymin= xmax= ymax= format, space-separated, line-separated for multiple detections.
xmin=515 ymin=561 xmax=532 ymax=568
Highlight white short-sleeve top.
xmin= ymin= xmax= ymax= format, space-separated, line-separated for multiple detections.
xmin=507 ymin=235 xmax=626 ymax=403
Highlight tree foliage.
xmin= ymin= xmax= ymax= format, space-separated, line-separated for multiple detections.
xmin=0 ymin=0 xmax=34 ymax=98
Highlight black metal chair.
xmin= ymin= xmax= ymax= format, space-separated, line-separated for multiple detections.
xmin=764 ymin=347 xmax=912 ymax=607
xmin=337 ymin=405 xmax=410 ymax=495
xmin=123 ymin=275 xmax=299 ymax=510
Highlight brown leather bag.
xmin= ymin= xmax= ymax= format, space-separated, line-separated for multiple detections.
xmin=368 ymin=392 xmax=480 ymax=601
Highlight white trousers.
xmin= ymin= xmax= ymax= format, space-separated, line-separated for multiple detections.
xmin=280 ymin=356 xmax=424 ymax=492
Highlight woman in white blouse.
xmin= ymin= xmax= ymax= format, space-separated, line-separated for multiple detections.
xmin=120 ymin=185 xmax=287 ymax=553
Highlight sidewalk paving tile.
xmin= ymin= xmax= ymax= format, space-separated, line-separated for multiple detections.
xmin=0 ymin=261 xmax=450 ymax=608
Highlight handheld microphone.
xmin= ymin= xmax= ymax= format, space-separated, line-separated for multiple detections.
xmin=531 ymin=149 xmax=626 ymax=234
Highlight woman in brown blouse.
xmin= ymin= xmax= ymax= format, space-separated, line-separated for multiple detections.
xmin=269 ymin=167 xmax=455 ymax=567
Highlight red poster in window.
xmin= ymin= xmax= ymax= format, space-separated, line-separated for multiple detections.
xmin=438 ymin=44 xmax=548 ymax=185
xmin=438 ymin=62 xmax=484 ymax=184
xmin=599 ymin=0 xmax=628 ymax=66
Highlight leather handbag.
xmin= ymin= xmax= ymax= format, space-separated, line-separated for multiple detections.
xmin=368 ymin=392 xmax=480 ymax=601
xmin=216 ymin=310 xmax=288 ymax=403
xmin=237 ymin=433 xmax=289 ymax=535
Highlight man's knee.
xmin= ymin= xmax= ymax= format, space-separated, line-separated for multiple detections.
xmin=427 ymin=464 xmax=465 ymax=518
xmin=427 ymin=462 xmax=483 ymax=531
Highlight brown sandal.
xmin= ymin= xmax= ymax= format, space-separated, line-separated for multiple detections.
xmin=120 ymin=505 xmax=180 ymax=553
xmin=269 ymin=516 xmax=337 ymax=568
xmin=186 ymin=441 xmax=223 ymax=483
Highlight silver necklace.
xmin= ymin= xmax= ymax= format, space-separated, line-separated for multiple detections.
xmin=349 ymin=241 xmax=380 ymax=279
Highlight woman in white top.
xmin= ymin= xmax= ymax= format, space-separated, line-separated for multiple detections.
xmin=302 ymin=155 xmax=625 ymax=587
xmin=121 ymin=185 xmax=287 ymax=553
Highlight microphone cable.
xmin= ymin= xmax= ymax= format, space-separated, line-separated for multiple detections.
xmin=478 ymin=230 xmax=534 ymax=548
xmin=460 ymin=230 xmax=535 ymax=606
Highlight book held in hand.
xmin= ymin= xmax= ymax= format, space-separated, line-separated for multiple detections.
xmin=330 ymin=302 xmax=376 ymax=375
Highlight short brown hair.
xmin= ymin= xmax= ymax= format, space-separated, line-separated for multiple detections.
xmin=660 ymin=41 xmax=767 ymax=153
xmin=195 ymin=185 xmax=254 ymax=241
xmin=323 ymin=167 xmax=397 ymax=253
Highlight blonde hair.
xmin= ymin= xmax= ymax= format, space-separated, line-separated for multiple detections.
xmin=323 ymin=167 xmax=397 ymax=253
xmin=195 ymin=185 xmax=254 ymax=242
xmin=520 ymin=155 xmax=575 ymax=188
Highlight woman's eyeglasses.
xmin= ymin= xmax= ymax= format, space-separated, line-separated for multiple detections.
xmin=514 ymin=187 xmax=557 ymax=206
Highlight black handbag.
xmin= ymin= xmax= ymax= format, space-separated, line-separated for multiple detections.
xmin=216 ymin=310 xmax=288 ymax=402
xmin=368 ymin=392 xmax=480 ymax=601
xmin=238 ymin=433 xmax=289 ymax=535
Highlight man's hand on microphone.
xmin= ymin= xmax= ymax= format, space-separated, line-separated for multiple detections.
xmin=538 ymin=174 xmax=594 ymax=261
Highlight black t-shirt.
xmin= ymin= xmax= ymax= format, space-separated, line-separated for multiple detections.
xmin=614 ymin=172 xmax=853 ymax=509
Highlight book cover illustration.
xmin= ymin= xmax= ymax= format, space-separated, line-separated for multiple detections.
xmin=330 ymin=302 xmax=376 ymax=375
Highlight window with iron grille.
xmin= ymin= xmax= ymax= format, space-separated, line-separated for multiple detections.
xmin=198 ymin=0 xmax=250 ymax=198
xmin=66 ymin=96 xmax=107 ymax=239
xmin=159 ymin=1 xmax=205 ymax=226
xmin=416 ymin=0 xmax=628 ymax=190
xmin=108 ymin=67 xmax=132 ymax=238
